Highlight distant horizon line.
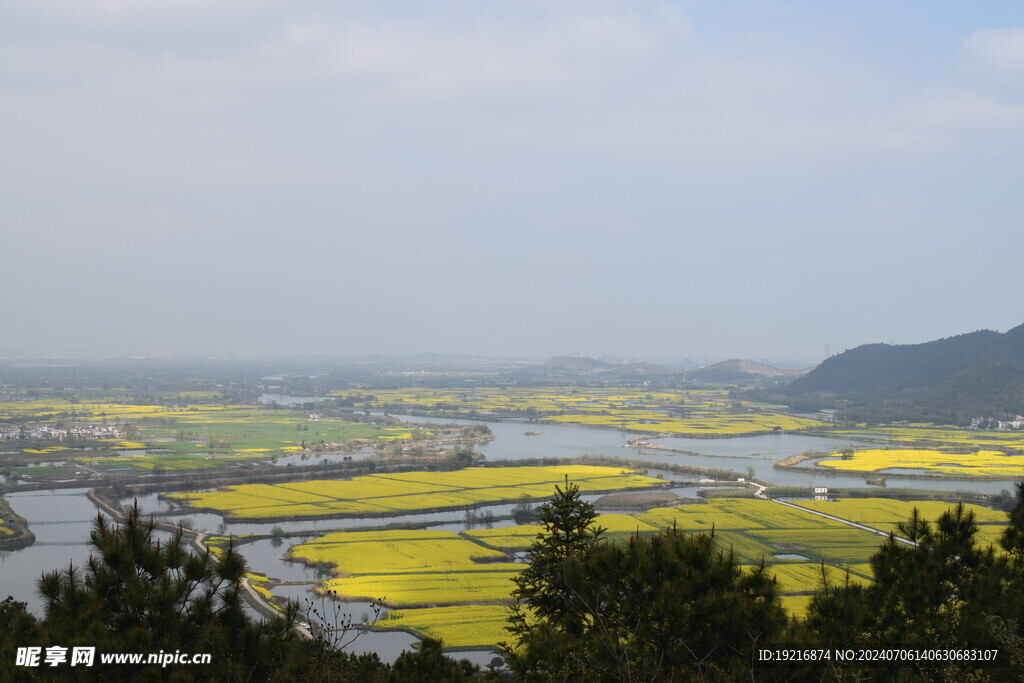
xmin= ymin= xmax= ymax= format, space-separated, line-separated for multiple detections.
xmin=0 ymin=351 xmax=823 ymax=369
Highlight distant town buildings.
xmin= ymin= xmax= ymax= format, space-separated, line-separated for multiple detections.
xmin=0 ymin=424 xmax=123 ymax=441
xmin=970 ymin=415 xmax=1024 ymax=430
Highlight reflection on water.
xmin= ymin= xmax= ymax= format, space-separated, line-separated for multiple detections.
xmin=338 ymin=630 xmax=421 ymax=661
xmin=0 ymin=489 xmax=105 ymax=615
xmin=653 ymin=434 xmax=864 ymax=459
xmin=389 ymin=414 xmax=1016 ymax=493
xmin=1 ymin=413 xmax=1017 ymax=662
xmin=270 ymin=451 xmax=375 ymax=467
xmin=238 ymin=538 xmax=321 ymax=583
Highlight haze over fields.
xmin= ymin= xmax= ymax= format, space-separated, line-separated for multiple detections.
xmin=2 ymin=2 xmax=1022 ymax=362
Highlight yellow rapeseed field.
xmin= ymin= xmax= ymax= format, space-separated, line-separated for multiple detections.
xmin=779 ymin=595 xmax=814 ymax=617
xmin=837 ymin=426 xmax=1024 ymax=451
xmin=326 ymin=386 xmax=824 ymax=436
xmin=290 ymin=529 xmax=518 ymax=575
xmin=167 ymin=465 xmax=660 ymax=519
xmin=280 ymin=496 xmax=994 ymax=648
xmin=325 ymin=572 xmax=519 ymax=606
xmin=816 ymin=448 xmax=1024 ymax=477
xmin=377 ymin=605 xmax=512 ymax=649
xmin=789 ymin=498 xmax=1008 ymax=541
xmin=770 ymin=563 xmax=871 ymax=593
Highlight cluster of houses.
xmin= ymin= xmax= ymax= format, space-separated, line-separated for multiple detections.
xmin=0 ymin=423 xmax=124 ymax=441
xmin=970 ymin=415 xmax=1024 ymax=430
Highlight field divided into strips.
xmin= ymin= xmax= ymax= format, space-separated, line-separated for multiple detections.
xmin=291 ymin=529 xmax=520 ymax=574
xmin=837 ymin=426 xmax=1024 ymax=451
xmin=86 ymin=452 xmax=280 ymax=471
xmin=770 ymin=563 xmax=871 ymax=593
xmin=816 ymin=448 xmax=1024 ymax=477
xmin=289 ymin=529 xmax=521 ymax=610
xmin=376 ymin=606 xmax=512 ymax=650
xmin=789 ymin=499 xmax=1008 ymax=546
xmin=0 ymin=398 xmax=416 ymax=470
xmin=468 ymin=499 xmax=883 ymax=567
xmin=330 ymin=387 xmax=731 ymax=416
xmin=543 ymin=412 xmax=821 ymax=436
xmin=581 ymin=500 xmax=876 ymax=571
xmin=467 ymin=514 xmax=663 ymax=551
xmin=779 ymin=595 xmax=813 ymax=617
xmin=327 ymin=387 xmax=824 ymax=436
xmin=287 ymin=498 xmax=896 ymax=647
xmin=166 ymin=465 xmax=659 ymax=520
xmin=327 ymin=572 xmax=519 ymax=606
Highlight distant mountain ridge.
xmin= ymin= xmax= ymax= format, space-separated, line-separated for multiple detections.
xmin=689 ymin=359 xmax=806 ymax=382
xmin=783 ymin=323 xmax=1024 ymax=422
xmin=540 ymin=356 xmax=677 ymax=379
xmin=538 ymin=356 xmax=800 ymax=383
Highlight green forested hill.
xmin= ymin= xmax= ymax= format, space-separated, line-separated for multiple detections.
xmin=781 ymin=323 xmax=1024 ymax=423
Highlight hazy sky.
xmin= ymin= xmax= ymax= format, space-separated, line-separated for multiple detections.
xmin=2 ymin=2 xmax=1022 ymax=362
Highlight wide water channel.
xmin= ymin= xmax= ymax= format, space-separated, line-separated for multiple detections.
xmin=2 ymin=414 xmax=1019 ymax=663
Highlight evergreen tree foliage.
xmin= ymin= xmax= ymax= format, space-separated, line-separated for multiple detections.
xmin=1001 ymin=481 xmax=1024 ymax=561
xmin=506 ymin=477 xmax=605 ymax=644
xmin=503 ymin=481 xmax=787 ymax=680
xmin=802 ymin=491 xmax=1024 ymax=680
xmin=388 ymin=637 xmax=477 ymax=682
xmin=0 ymin=503 xmax=477 ymax=681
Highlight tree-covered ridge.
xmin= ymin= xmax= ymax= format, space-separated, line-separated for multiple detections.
xmin=780 ymin=323 xmax=1024 ymax=423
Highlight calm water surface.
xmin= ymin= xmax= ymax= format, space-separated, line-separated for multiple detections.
xmin=3 ymin=414 xmax=1019 ymax=661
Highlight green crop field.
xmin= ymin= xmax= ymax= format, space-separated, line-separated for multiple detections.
xmin=0 ymin=397 xmax=421 ymax=471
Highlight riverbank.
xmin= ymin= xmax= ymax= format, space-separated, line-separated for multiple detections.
xmin=764 ymin=486 xmax=993 ymax=505
xmin=159 ymin=480 xmax=665 ymax=525
xmin=0 ymin=496 xmax=35 ymax=550
xmin=592 ymin=490 xmax=684 ymax=509
xmin=774 ymin=459 xmax=1023 ymax=482
xmin=383 ymin=409 xmax=825 ymax=440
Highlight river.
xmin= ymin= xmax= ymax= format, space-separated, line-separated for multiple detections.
xmin=2 ymin=412 xmax=1019 ymax=663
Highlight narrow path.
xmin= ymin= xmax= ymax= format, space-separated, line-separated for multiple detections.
xmin=187 ymin=528 xmax=313 ymax=638
xmin=770 ymin=498 xmax=916 ymax=547
xmin=95 ymin=491 xmax=315 ymax=639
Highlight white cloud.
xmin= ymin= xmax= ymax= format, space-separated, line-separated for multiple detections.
xmin=8 ymin=0 xmax=281 ymax=26
xmin=1 ymin=1 xmax=970 ymax=194
xmin=245 ymin=7 xmax=695 ymax=104
xmin=964 ymin=26 xmax=1024 ymax=74
xmin=908 ymin=92 xmax=1024 ymax=134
